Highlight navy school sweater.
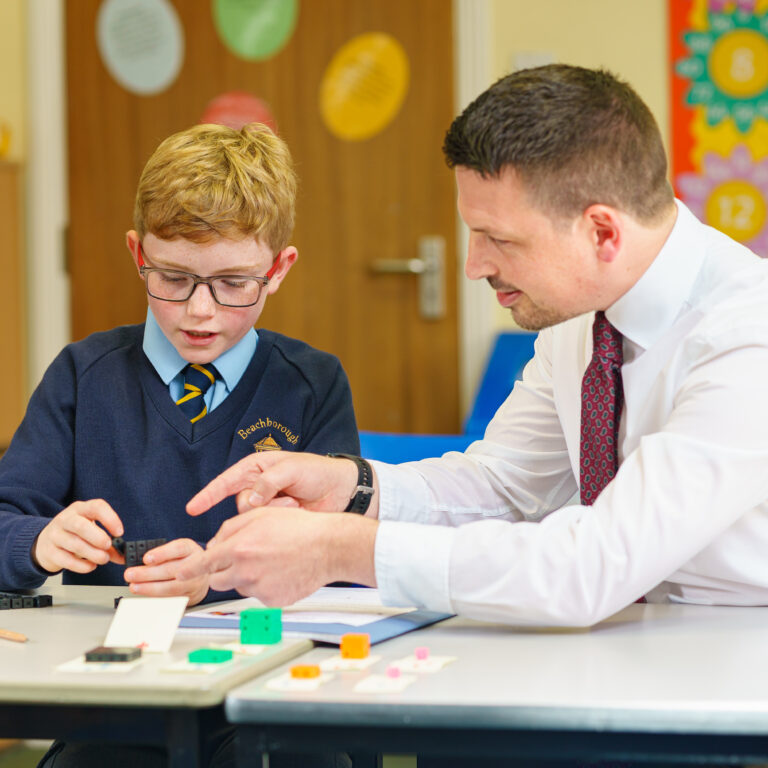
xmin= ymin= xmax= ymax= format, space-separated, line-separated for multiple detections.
xmin=0 ymin=324 xmax=359 ymax=594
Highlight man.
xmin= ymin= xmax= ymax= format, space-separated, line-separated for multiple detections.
xmin=179 ymin=64 xmax=768 ymax=627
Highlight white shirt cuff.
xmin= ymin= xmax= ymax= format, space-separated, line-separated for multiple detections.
xmin=374 ymin=519 xmax=455 ymax=614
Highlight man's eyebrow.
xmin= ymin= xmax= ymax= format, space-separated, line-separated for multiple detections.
xmin=472 ymin=226 xmax=522 ymax=243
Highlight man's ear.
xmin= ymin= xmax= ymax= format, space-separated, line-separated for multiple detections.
xmin=126 ymin=230 xmax=142 ymax=274
xmin=583 ymin=205 xmax=621 ymax=264
xmin=266 ymin=246 xmax=298 ymax=295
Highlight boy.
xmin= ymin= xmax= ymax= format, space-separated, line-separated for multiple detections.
xmin=0 ymin=122 xmax=359 ymax=607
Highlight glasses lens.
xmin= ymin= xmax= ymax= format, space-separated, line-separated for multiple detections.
xmin=146 ymin=270 xmax=194 ymax=301
xmin=210 ymin=277 xmax=264 ymax=306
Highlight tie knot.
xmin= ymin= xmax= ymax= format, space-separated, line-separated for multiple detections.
xmin=176 ymin=363 xmax=218 ymax=423
xmin=592 ymin=311 xmax=623 ymax=365
xmin=183 ymin=363 xmax=217 ymax=394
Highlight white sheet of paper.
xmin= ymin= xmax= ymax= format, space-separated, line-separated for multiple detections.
xmin=105 ymin=596 xmax=189 ymax=652
xmin=182 ymin=587 xmax=416 ymax=632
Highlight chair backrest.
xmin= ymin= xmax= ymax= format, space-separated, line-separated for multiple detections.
xmin=358 ymin=431 xmax=476 ymax=464
xmin=463 ymin=331 xmax=537 ymax=436
xmin=358 ymin=331 xmax=537 ymax=463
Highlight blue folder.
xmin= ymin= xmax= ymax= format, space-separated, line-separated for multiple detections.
xmin=180 ymin=608 xmax=452 ymax=646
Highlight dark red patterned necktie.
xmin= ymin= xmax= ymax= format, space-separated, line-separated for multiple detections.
xmin=580 ymin=311 xmax=624 ymax=505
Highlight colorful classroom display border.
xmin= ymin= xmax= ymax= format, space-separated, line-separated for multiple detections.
xmin=671 ymin=0 xmax=768 ymax=256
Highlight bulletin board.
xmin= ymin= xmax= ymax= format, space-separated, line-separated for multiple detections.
xmin=670 ymin=0 xmax=768 ymax=256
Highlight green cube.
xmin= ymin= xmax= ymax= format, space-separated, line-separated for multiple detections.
xmin=240 ymin=607 xmax=282 ymax=644
xmin=188 ymin=648 xmax=233 ymax=664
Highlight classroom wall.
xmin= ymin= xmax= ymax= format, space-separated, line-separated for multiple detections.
xmin=0 ymin=0 xmax=26 ymax=162
xmin=489 ymin=0 xmax=669 ymax=331
xmin=15 ymin=1 xmax=674 ymax=400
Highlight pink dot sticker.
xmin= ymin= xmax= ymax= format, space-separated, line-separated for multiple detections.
xmin=386 ymin=664 xmax=401 ymax=679
xmin=414 ymin=646 xmax=429 ymax=660
xmin=200 ymin=91 xmax=278 ymax=133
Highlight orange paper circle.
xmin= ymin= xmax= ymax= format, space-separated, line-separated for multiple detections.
xmin=320 ymin=33 xmax=409 ymax=141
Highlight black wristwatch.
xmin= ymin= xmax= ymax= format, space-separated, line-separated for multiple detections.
xmin=327 ymin=453 xmax=374 ymax=514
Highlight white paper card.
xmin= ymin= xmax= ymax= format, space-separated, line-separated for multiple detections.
xmin=391 ymin=654 xmax=456 ymax=673
xmin=320 ymin=654 xmax=381 ymax=671
xmin=105 ymin=596 xmax=189 ymax=652
xmin=161 ymin=658 xmax=235 ymax=674
xmin=354 ymin=673 xmax=416 ymax=693
xmin=265 ymin=672 xmax=334 ymax=692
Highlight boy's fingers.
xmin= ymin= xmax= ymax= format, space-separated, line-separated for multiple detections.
xmin=129 ymin=579 xmax=189 ymax=597
xmin=57 ymin=530 xmax=111 ymax=566
xmin=52 ymin=549 xmax=100 ymax=574
xmin=142 ymin=538 xmax=197 ymax=565
xmin=108 ymin=548 xmax=126 ymax=565
xmin=66 ymin=514 xmax=113 ymax=551
xmin=79 ymin=499 xmax=124 ymax=538
xmin=125 ymin=562 xmax=175 ymax=583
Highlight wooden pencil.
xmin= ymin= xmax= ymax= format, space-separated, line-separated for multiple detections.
xmin=0 ymin=628 xmax=27 ymax=643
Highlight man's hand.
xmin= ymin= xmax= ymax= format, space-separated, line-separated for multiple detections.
xmin=187 ymin=452 xmax=362 ymax=517
xmin=178 ymin=506 xmax=378 ymax=605
xmin=124 ymin=538 xmax=209 ymax=606
xmin=32 ymin=499 xmax=124 ymax=574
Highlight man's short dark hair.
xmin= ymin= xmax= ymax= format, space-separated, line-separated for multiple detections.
xmin=443 ymin=64 xmax=674 ymax=223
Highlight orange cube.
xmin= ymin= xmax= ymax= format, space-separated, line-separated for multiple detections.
xmin=340 ymin=632 xmax=370 ymax=659
xmin=290 ymin=664 xmax=321 ymax=679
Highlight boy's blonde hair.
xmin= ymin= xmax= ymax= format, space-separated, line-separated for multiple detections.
xmin=134 ymin=122 xmax=297 ymax=254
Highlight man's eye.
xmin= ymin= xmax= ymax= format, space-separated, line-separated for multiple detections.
xmin=220 ymin=279 xmax=248 ymax=289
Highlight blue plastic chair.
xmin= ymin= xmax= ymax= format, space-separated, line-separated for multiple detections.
xmin=462 ymin=331 xmax=537 ymax=435
xmin=359 ymin=331 xmax=537 ymax=463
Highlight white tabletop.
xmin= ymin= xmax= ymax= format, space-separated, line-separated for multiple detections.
xmin=0 ymin=585 xmax=311 ymax=708
xmin=226 ymin=602 xmax=768 ymax=735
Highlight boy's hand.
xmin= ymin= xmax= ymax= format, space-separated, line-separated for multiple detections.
xmin=33 ymin=499 xmax=124 ymax=574
xmin=124 ymin=538 xmax=209 ymax=606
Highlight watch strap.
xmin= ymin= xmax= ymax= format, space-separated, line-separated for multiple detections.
xmin=327 ymin=453 xmax=374 ymax=514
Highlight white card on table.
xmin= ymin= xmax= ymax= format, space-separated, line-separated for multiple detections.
xmin=104 ymin=596 xmax=189 ymax=652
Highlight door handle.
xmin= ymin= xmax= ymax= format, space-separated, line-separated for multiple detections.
xmin=371 ymin=257 xmax=428 ymax=274
xmin=370 ymin=236 xmax=446 ymax=320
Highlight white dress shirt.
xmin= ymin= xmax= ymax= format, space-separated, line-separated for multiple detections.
xmin=373 ymin=201 xmax=768 ymax=626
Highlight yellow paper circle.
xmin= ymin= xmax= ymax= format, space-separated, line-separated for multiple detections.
xmin=705 ymin=178 xmax=767 ymax=242
xmin=320 ymin=33 xmax=409 ymax=141
xmin=709 ymin=29 xmax=768 ymax=99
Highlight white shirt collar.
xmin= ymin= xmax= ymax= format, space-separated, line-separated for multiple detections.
xmin=142 ymin=309 xmax=257 ymax=391
xmin=607 ymin=200 xmax=705 ymax=351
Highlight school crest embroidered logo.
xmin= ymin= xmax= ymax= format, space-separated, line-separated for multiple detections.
xmin=253 ymin=434 xmax=282 ymax=452
xmin=237 ymin=418 xmax=299 ymax=450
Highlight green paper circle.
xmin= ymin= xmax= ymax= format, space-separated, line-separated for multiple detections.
xmin=213 ymin=0 xmax=298 ymax=61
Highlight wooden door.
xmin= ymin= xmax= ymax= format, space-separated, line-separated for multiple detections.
xmin=66 ymin=0 xmax=458 ymax=433
xmin=0 ymin=163 xmax=26 ymax=448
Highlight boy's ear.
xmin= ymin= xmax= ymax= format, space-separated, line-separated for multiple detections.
xmin=126 ymin=230 xmax=142 ymax=273
xmin=266 ymin=246 xmax=298 ymax=295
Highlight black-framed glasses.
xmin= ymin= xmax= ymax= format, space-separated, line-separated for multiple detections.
xmin=137 ymin=243 xmax=279 ymax=308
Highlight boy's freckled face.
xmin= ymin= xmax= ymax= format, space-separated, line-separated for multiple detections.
xmin=139 ymin=234 xmax=275 ymax=365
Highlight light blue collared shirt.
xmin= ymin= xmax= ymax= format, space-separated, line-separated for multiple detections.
xmin=142 ymin=309 xmax=257 ymax=412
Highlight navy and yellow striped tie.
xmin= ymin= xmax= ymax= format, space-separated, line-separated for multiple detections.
xmin=176 ymin=363 xmax=217 ymax=423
